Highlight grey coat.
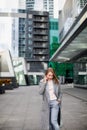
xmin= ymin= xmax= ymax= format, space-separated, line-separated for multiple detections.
xmin=39 ymin=79 xmax=62 ymax=130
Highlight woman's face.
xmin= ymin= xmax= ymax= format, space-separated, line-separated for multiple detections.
xmin=46 ymin=71 xmax=53 ymax=80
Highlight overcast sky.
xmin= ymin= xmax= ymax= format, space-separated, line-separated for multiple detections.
xmin=0 ymin=0 xmax=18 ymax=9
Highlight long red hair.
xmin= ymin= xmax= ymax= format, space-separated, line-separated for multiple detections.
xmin=45 ymin=68 xmax=59 ymax=84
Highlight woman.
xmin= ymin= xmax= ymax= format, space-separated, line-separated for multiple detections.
xmin=39 ymin=68 xmax=62 ymax=130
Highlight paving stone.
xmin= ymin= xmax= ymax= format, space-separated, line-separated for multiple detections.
xmin=0 ymin=86 xmax=87 ymax=130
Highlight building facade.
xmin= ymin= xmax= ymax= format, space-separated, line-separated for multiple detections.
xmin=26 ymin=0 xmax=35 ymax=10
xmin=13 ymin=57 xmax=27 ymax=86
xmin=25 ymin=10 xmax=49 ymax=84
xmin=18 ymin=0 xmax=26 ymax=9
xmin=59 ymin=0 xmax=87 ymax=41
xmin=0 ymin=50 xmax=18 ymax=89
xmin=49 ymin=18 xmax=59 ymax=45
xmin=0 ymin=6 xmax=50 ymax=85
xmin=26 ymin=0 xmax=54 ymax=18
xmin=43 ymin=0 xmax=54 ymax=18
xmin=73 ymin=0 xmax=87 ymax=87
xmin=50 ymin=0 xmax=87 ymax=88
xmin=18 ymin=10 xmax=26 ymax=58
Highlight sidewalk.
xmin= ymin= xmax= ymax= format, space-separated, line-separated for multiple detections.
xmin=61 ymin=85 xmax=87 ymax=130
xmin=62 ymin=84 xmax=87 ymax=102
xmin=0 ymin=86 xmax=42 ymax=130
xmin=0 ymin=85 xmax=87 ymax=130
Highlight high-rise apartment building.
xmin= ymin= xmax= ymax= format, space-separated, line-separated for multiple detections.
xmin=26 ymin=0 xmax=35 ymax=10
xmin=25 ymin=10 xmax=49 ymax=84
xmin=43 ymin=0 xmax=54 ymax=17
xmin=18 ymin=0 xmax=26 ymax=9
xmin=26 ymin=10 xmax=49 ymax=73
xmin=17 ymin=1 xmax=50 ymax=85
xmin=18 ymin=9 xmax=26 ymax=58
xmin=26 ymin=0 xmax=54 ymax=18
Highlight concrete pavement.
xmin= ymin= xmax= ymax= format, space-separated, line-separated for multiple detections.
xmin=61 ymin=86 xmax=87 ymax=130
xmin=0 ymin=85 xmax=87 ymax=130
xmin=0 ymin=86 xmax=42 ymax=130
xmin=61 ymin=83 xmax=87 ymax=101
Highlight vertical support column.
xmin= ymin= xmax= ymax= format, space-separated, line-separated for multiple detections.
xmin=0 ymin=55 xmax=1 ymax=77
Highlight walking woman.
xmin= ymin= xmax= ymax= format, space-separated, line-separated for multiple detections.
xmin=39 ymin=68 xmax=62 ymax=130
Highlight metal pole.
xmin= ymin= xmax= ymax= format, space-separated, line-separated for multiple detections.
xmin=0 ymin=56 xmax=1 ymax=77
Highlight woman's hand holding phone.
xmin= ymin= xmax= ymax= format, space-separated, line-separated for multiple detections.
xmin=43 ymin=76 xmax=48 ymax=83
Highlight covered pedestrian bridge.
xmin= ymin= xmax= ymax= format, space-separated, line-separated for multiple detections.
xmin=50 ymin=4 xmax=87 ymax=63
xmin=50 ymin=4 xmax=87 ymax=88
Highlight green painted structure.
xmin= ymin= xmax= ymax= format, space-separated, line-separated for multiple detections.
xmin=49 ymin=18 xmax=59 ymax=45
xmin=49 ymin=18 xmax=73 ymax=83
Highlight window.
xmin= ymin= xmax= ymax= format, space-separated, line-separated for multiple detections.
xmin=28 ymin=21 xmax=32 ymax=25
xmin=28 ymin=14 xmax=32 ymax=18
xmin=28 ymin=27 xmax=32 ymax=31
xmin=53 ymin=36 xmax=58 ymax=43
xmin=28 ymin=33 xmax=32 ymax=38
xmin=50 ymin=21 xmax=58 ymax=30
xmin=28 ymin=40 xmax=32 ymax=45
xmin=28 ymin=47 xmax=32 ymax=52
xmin=80 ymin=0 xmax=87 ymax=8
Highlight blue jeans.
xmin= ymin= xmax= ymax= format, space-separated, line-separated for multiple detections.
xmin=49 ymin=100 xmax=60 ymax=130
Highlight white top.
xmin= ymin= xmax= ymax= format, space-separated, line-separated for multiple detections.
xmin=48 ymin=80 xmax=57 ymax=100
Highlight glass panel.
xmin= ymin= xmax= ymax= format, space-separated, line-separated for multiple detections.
xmin=74 ymin=63 xmax=87 ymax=85
xmin=28 ymin=27 xmax=32 ymax=31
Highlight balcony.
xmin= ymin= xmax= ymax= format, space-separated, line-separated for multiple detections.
xmin=33 ymin=30 xmax=48 ymax=35
xmin=26 ymin=57 xmax=49 ymax=62
xmin=33 ymin=50 xmax=48 ymax=55
xmin=33 ymin=36 xmax=48 ymax=41
xmin=33 ymin=43 xmax=48 ymax=48
xmin=34 ymin=24 xmax=48 ymax=29
xmin=33 ymin=17 xmax=48 ymax=22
